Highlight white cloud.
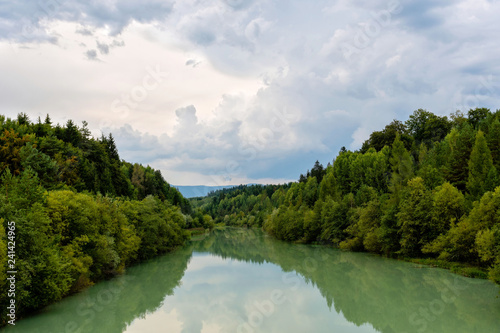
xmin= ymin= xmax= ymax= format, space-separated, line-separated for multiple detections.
xmin=1 ymin=0 xmax=500 ymax=184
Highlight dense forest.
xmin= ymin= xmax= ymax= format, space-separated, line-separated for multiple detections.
xmin=192 ymin=108 xmax=500 ymax=286
xmin=0 ymin=113 xmax=199 ymax=325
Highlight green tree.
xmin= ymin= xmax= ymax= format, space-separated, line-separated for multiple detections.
xmin=405 ymin=109 xmax=451 ymax=145
xmin=467 ymin=107 xmax=491 ymax=130
xmin=486 ymin=118 xmax=500 ymax=170
xmin=320 ymin=195 xmax=353 ymax=244
xmin=0 ymin=129 xmax=33 ymax=176
xmin=397 ymin=177 xmax=433 ymax=256
xmin=444 ymin=124 xmax=475 ymax=191
xmin=303 ymin=176 xmax=319 ymax=208
xmin=19 ymin=143 xmax=58 ymax=188
xmin=341 ymin=199 xmax=382 ymax=253
xmin=284 ymin=182 xmax=304 ymax=207
xmin=64 ymin=119 xmax=81 ymax=147
xmin=310 ymin=160 xmax=325 ymax=183
xmin=303 ymin=200 xmax=323 ymax=242
xmin=333 ymin=150 xmax=355 ymax=195
xmin=425 ymin=186 xmax=500 ymax=263
xmin=431 ymin=182 xmax=465 ymax=238
xmin=361 ymin=119 xmax=413 ymax=152
xmin=416 ymin=143 xmax=445 ymax=190
xmin=318 ymin=167 xmax=340 ymax=201
xmin=466 ymin=131 xmax=498 ymax=200
xmin=389 ymin=135 xmax=414 ymax=196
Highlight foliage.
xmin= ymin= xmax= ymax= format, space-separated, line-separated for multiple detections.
xmin=194 ymin=108 xmax=500 ymax=288
xmin=0 ymin=113 xmax=191 ymax=324
xmin=466 ymin=130 xmax=498 ymax=200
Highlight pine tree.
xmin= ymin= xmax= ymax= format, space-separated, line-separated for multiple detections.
xmin=487 ymin=118 xmax=500 ymax=170
xmin=44 ymin=114 xmax=52 ymax=125
xmin=310 ymin=160 xmax=325 ymax=183
xmin=389 ymin=134 xmax=414 ymax=196
xmin=444 ymin=123 xmax=475 ymax=191
xmin=64 ymin=119 xmax=81 ymax=147
xmin=466 ymin=130 xmax=498 ymax=200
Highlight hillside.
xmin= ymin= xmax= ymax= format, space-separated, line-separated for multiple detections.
xmin=0 ymin=113 xmax=192 ymax=325
xmin=174 ymin=185 xmax=237 ymax=198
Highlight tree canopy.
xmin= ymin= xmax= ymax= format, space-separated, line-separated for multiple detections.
xmin=191 ymin=107 xmax=500 ymax=288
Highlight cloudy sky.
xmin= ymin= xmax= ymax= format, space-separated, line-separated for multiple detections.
xmin=1 ymin=0 xmax=499 ymax=186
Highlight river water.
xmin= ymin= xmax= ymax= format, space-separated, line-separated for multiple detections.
xmin=2 ymin=228 xmax=499 ymax=333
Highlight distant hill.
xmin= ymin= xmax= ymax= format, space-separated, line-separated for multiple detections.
xmin=174 ymin=185 xmax=237 ymax=198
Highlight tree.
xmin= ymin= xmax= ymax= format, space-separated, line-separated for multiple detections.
xmin=466 ymin=130 xmax=498 ymax=200
xmin=467 ymin=107 xmax=491 ymax=130
xmin=397 ymin=177 xmax=433 ymax=256
xmin=303 ymin=200 xmax=323 ymax=242
xmin=0 ymin=129 xmax=33 ymax=176
xmin=284 ymin=182 xmax=304 ymax=207
xmin=341 ymin=199 xmax=382 ymax=253
xmin=449 ymin=110 xmax=467 ymax=128
xmin=487 ymin=118 xmax=500 ymax=170
xmin=102 ymin=133 xmax=120 ymax=162
xmin=444 ymin=124 xmax=475 ymax=191
xmin=303 ymin=176 xmax=319 ymax=208
xmin=17 ymin=112 xmax=30 ymax=126
xmin=361 ymin=119 xmax=413 ymax=152
xmin=310 ymin=160 xmax=325 ymax=183
xmin=350 ymin=148 xmax=389 ymax=193
xmin=425 ymin=187 xmax=500 ymax=263
xmin=318 ymin=168 xmax=340 ymax=201
xmin=64 ymin=119 xmax=81 ymax=147
xmin=416 ymin=143 xmax=445 ymax=190
xmin=389 ymin=134 xmax=414 ymax=196
xmin=431 ymin=182 xmax=465 ymax=238
xmin=19 ymin=143 xmax=58 ymax=188
xmin=333 ymin=150 xmax=355 ymax=195
xmin=320 ymin=195 xmax=353 ymax=244
xmin=405 ymin=109 xmax=451 ymax=145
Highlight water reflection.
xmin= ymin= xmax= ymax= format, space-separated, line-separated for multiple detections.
xmin=3 ymin=228 xmax=499 ymax=333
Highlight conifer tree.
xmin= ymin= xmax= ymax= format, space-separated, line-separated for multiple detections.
xmin=466 ymin=130 xmax=498 ymax=200
xmin=444 ymin=123 xmax=475 ymax=191
xmin=389 ymin=134 xmax=414 ymax=196
xmin=487 ymin=118 xmax=500 ymax=170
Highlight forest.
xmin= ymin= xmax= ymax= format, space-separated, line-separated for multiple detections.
xmin=0 ymin=113 xmax=206 ymax=325
xmin=192 ymin=108 xmax=500 ymax=287
xmin=2 ymin=107 xmax=500 ymax=326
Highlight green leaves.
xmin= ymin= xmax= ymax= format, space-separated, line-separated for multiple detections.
xmin=192 ymin=108 xmax=500 ymax=289
xmin=466 ymin=130 xmax=498 ymax=200
xmin=396 ymin=177 xmax=433 ymax=257
xmin=405 ymin=109 xmax=451 ymax=145
xmin=389 ymin=134 xmax=414 ymax=196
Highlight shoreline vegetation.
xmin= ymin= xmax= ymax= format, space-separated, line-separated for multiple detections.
xmin=192 ymin=108 xmax=500 ymax=290
xmin=0 ymin=113 xmax=215 ymax=326
xmin=2 ymin=107 xmax=500 ymax=326
xmin=213 ymin=225 xmax=492 ymax=281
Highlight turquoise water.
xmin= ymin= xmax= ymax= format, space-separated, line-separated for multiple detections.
xmin=2 ymin=228 xmax=499 ymax=332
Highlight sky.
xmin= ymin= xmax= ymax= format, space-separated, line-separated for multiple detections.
xmin=1 ymin=0 xmax=499 ymax=186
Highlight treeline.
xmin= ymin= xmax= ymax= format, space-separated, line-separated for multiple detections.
xmin=193 ymin=108 xmax=500 ymax=286
xmin=0 ymin=113 xmax=191 ymax=324
xmin=191 ymin=184 xmax=291 ymax=227
xmin=0 ymin=113 xmax=191 ymax=213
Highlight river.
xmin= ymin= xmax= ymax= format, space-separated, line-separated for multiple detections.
xmin=2 ymin=228 xmax=499 ymax=333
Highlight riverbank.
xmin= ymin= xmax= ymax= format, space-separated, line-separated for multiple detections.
xmin=216 ymin=226 xmax=493 ymax=284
